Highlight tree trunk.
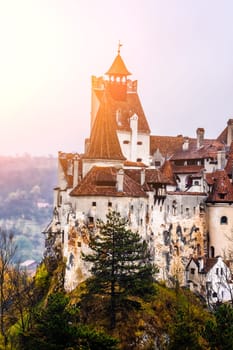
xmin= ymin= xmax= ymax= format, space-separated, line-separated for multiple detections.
xmin=110 ymin=280 xmax=116 ymax=329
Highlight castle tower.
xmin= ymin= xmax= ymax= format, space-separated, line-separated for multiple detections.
xmin=206 ymin=170 xmax=233 ymax=258
xmin=91 ymin=44 xmax=151 ymax=165
xmin=105 ymin=41 xmax=131 ymax=101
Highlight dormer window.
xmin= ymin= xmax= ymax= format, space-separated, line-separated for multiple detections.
xmin=219 ymin=193 xmax=226 ymax=199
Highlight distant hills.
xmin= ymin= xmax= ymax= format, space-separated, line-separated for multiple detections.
xmin=0 ymin=154 xmax=57 ymax=262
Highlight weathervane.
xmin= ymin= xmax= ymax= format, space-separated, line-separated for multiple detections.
xmin=118 ymin=40 xmax=122 ymax=54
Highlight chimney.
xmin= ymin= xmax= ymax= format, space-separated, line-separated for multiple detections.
xmin=196 ymin=128 xmax=205 ymax=149
xmin=217 ymin=149 xmax=226 ymax=170
xmin=130 ymin=114 xmax=138 ymax=161
xmin=227 ymin=119 xmax=233 ymax=146
xmin=198 ymin=257 xmax=204 ymax=272
xmin=116 ymin=168 xmax=124 ymax=192
xmin=72 ymin=154 xmax=79 ymax=188
xmin=182 ymin=137 xmax=189 ymax=151
xmin=140 ymin=168 xmax=145 ymax=186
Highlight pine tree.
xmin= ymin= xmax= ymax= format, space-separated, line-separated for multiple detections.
xmin=82 ymin=211 xmax=156 ymax=328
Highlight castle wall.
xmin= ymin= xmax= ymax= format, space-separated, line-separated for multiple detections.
xmin=149 ymin=193 xmax=207 ymax=283
xmin=207 ymin=204 xmax=233 ymax=258
xmin=117 ymin=130 xmax=150 ymax=165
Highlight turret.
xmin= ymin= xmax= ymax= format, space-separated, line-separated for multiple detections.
xmin=105 ymin=42 xmax=131 ymax=101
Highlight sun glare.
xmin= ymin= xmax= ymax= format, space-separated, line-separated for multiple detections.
xmin=0 ymin=1 xmax=66 ymax=115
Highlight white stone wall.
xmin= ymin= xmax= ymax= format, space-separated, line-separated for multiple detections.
xmin=117 ymin=130 xmax=150 ymax=165
xmin=207 ymin=204 xmax=233 ymax=258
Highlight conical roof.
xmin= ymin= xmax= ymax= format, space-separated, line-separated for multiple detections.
xmin=207 ymin=170 xmax=233 ymax=202
xmin=105 ymin=54 xmax=131 ymax=76
xmin=225 ymin=141 xmax=233 ymax=175
xmin=85 ymin=92 xmax=125 ymax=161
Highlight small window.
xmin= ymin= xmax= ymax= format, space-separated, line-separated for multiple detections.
xmin=180 ymin=205 xmax=183 ymax=215
xmin=59 ymin=195 xmax=62 ymax=205
xmin=220 ymin=216 xmax=228 ymax=224
xmin=137 ymin=141 xmax=142 ymax=145
xmin=108 ymin=202 xmax=112 ymax=207
xmin=216 ymin=268 xmax=219 ymax=275
xmin=123 ymin=140 xmax=130 ymax=144
xmin=221 ymin=268 xmax=224 ymax=276
xmin=154 ymin=161 xmax=161 ymax=167
xmin=78 ymin=242 xmax=81 ymax=247
xmin=172 ymin=201 xmax=177 ymax=216
xmin=194 ymin=180 xmax=199 ymax=186
xmin=191 ymin=268 xmax=195 ymax=274
xmin=210 ymin=246 xmax=215 ymax=258
xmin=92 ymin=202 xmax=96 ymax=207
xmin=137 ymin=158 xmax=142 ymax=162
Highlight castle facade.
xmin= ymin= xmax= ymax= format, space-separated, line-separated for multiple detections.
xmin=44 ymin=48 xmax=233 ymax=299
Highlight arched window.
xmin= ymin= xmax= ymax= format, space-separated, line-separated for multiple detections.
xmin=220 ymin=216 xmax=228 ymax=225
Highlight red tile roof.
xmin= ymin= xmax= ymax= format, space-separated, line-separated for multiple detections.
xmin=84 ymin=92 xmax=126 ymax=161
xmin=161 ymin=160 xmax=177 ymax=185
xmin=58 ymin=152 xmax=81 ymax=189
xmin=225 ymin=141 xmax=233 ymax=175
xmin=105 ymin=54 xmax=131 ymax=76
xmin=171 ymin=139 xmax=224 ymax=161
xmin=70 ymin=166 xmax=147 ymax=198
xmin=207 ymin=170 xmax=233 ymax=202
xmin=150 ymin=135 xmax=184 ymax=158
xmin=125 ymin=168 xmax=175 ymax=187
xmin=94 ymin=90 xmax=150 ymax=134
xmin=124 ymin=160 xmax=147 ymax=167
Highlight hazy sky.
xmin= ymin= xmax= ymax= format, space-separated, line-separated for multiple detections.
xmin=0 ymin=0 xmax=233 ymax=156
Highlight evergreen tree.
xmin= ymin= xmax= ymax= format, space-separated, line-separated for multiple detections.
xmin=18 ymin=292 xmax=118 ymax=350
xmin=205 ymin=304 xmax=233 ymax=350
xmin=82 ymin=211 xmax=156 ymax=328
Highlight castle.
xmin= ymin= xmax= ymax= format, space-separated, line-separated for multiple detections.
xmin=44 ymin=46 xmax=233 ymax=300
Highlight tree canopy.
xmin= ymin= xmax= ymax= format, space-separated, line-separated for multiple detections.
xmin=82 ymin=211 xmax=156 ymax=328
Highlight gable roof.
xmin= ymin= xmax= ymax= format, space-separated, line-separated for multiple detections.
xmin=124 ymin=168 xmax=175 ymax=188
xmin=150 ymin=135 xmax=224 ymax=161
xmin=150 ymin=135 xmax=184 ymax=158
xmin=70 ymin=166 xmax=147 ymax=198
xmin=171 ymin=139 xmax=224 ymax=161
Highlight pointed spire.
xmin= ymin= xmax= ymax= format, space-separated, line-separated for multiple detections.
xmin=105 ymin=43 xmax=131 ymax=76
xmin=85 ymin=91 xmax=125 ymax=161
